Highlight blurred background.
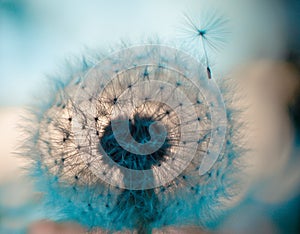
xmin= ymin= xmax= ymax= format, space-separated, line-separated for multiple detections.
xmin=0 ymin=0 xmax=298 ymax=106
xmin=1 ymin=0 xmax=300 ymax=233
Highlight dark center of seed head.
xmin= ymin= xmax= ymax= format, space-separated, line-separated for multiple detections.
xmin=100 ymin=114 xmax=170 ymax=170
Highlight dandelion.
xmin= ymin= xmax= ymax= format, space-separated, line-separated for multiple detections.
xmin=19 ymin=44 xmax=245 ymax=233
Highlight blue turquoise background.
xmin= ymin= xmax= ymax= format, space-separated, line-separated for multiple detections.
xmin=0 ymin=0 xmax=292 ymax=106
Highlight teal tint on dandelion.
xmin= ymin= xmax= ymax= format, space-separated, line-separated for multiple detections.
xmin=20 ymin=44 xmax=245 ymax=233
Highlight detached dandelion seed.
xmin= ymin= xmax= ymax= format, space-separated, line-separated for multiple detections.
xmin=180 ymin=11 xmax=230 ymax=79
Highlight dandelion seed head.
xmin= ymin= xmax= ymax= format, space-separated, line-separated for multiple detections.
xmin=22 ymin=44 xmax=243 ymax=232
